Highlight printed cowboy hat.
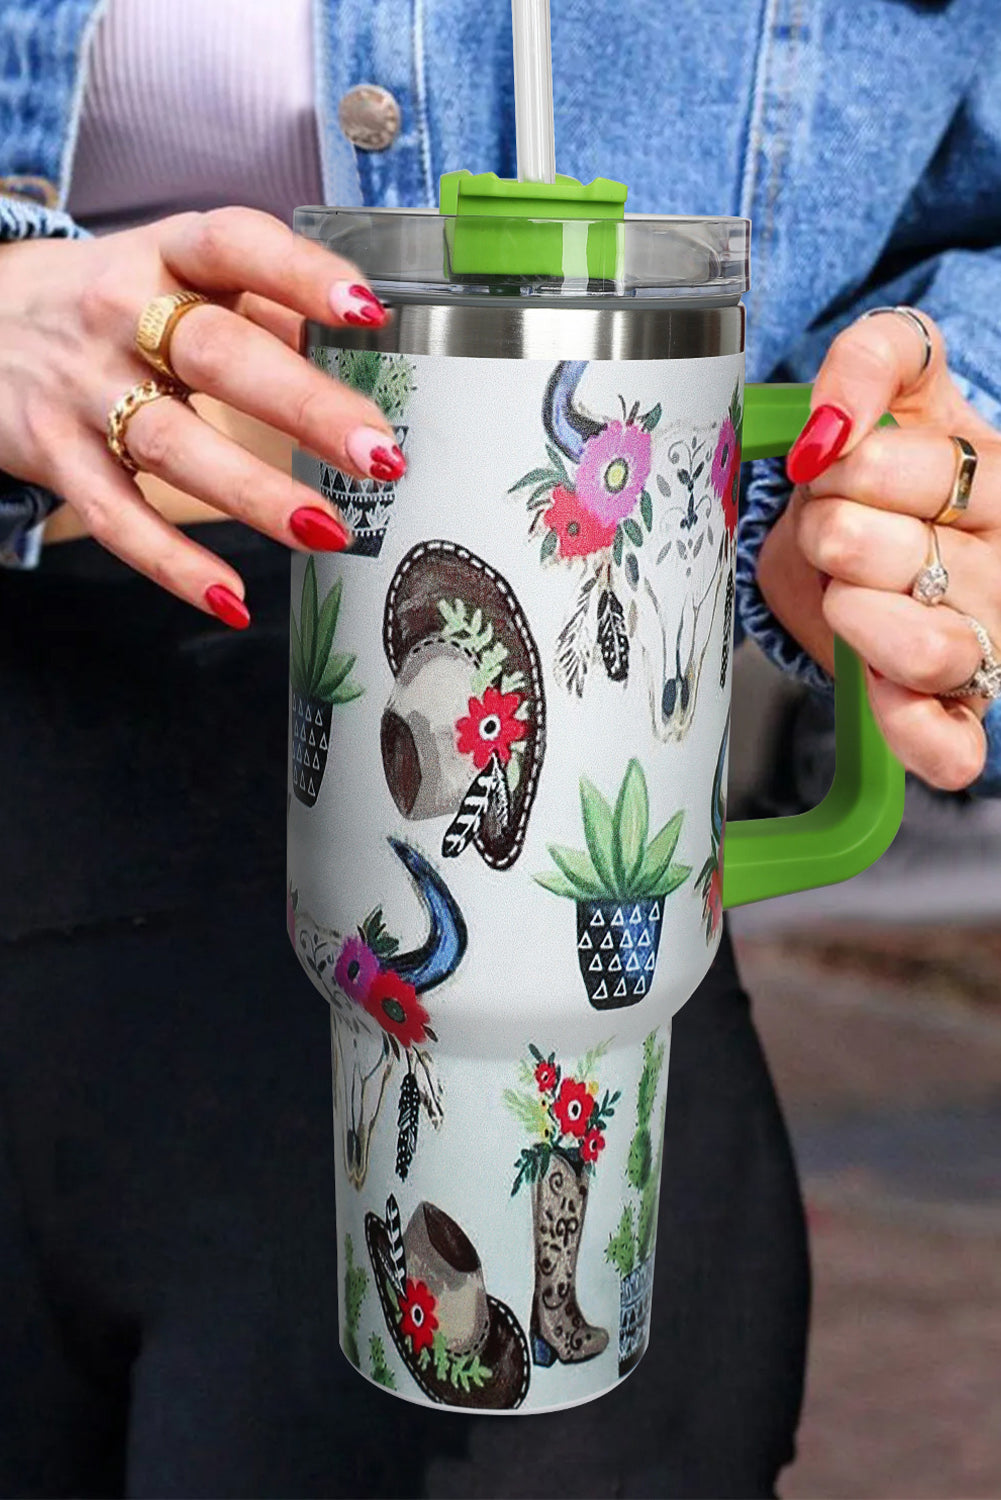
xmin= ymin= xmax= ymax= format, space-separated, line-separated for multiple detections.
xmin=380 ymin=540 xmax=546 ymax=870
xmin=365 ymin=1198 xmax=530 ymax=1410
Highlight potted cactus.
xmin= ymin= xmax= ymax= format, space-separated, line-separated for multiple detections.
xmin=535 ymin=760 xmax=691 ymax=1008
xmin=315 ymin=348 xmax=417 ymax=557
xmin=605 ymin=1030 xmax=667 ymax=1374
xmin=291 ymin=557 xmax=363 ymax=807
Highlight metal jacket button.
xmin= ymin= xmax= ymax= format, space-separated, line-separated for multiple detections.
xmin=0 ymin=175 xmax=60 ymax=208
xmin=338 ymin=85 xmax=402 ymax=151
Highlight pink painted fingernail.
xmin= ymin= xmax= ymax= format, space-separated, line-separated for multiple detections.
xmin=329 ymin=281 xmax=389 ymax=328
xmin=289 ymin=507 xmax=351 ymax=551
xmin=345 ymin=426 xmax=407 ymax=481
xmin=787 ymin=405 xmax=852 ymax=485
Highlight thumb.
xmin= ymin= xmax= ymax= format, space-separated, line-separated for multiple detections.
xmin=787 ymin=306 xmax=948 ymax=485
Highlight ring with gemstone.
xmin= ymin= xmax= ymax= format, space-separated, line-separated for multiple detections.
xmin=940 ymin=615 xmax=1001 ymax=702
xmin=910 ymin=523 xmax=949 ymax=606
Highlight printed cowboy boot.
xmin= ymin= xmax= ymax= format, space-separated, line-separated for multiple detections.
xmin=530 ymin=1150 xmax=610 ymax=1366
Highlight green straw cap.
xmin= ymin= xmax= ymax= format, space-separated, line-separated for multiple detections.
xmin=438 ymin=169 xmax=628 ymax=279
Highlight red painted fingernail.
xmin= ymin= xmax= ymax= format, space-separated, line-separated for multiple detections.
xmin=369 ymin=444 xmax=406 ymax=481
xmin=344 ymin=426 xmax=407 ymax=480
xmin=289 ymin=507 xmax=351 ymax=551
xmin=205 ymin=584 xmax=251 ymax=630
xmin=786 ymin=405 xmax=852 ymax=485
xmin=329 ymin=281 xmax=389 ymax=328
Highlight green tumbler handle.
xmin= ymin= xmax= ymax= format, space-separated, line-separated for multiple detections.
xmin=722 ymin=384 xmax=905 ymax=908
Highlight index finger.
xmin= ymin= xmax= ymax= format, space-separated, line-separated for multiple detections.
xmin=159 ymin=207 xmax=389 ymax=329
xmin=787 ymin=307 xmax=949 ymax=485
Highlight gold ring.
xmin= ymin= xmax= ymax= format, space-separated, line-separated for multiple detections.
xmin=106 ymin=378 xmax=190 ymax=475
xmin=932 ymin=436 xmax=978 ymax=527
xmin=910 ymin=523 xmax=949 ymax=606
xmin=134 ymin=290 xmax=208 ymax=381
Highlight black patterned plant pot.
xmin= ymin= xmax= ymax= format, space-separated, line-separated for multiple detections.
xmin=618 ymin=1256 xmax=655 ymax=1376
xmin=575 ymin=897 xmax=664 ymax=1009
xmin=319 ymin=426 xmax=408 ymax=559
xmin=291 ymin=694 xmax=332 ymax=807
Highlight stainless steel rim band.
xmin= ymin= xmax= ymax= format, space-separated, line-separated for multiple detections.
xmin=306 ymin=301 xmax=745 ymax=361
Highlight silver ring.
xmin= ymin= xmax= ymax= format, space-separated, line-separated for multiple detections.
xmin=910 ymin=524 xmax=949 ymax=606
xmin=859 ymin=305 xmax=933 ymax=374
xmin=941 ymin=615 xmax=1001 ymax=701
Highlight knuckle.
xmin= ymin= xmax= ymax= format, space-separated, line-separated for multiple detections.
xmin=233 ymin=463 xmax=295 ymax=522
xmin=21 ymin=390 xmax=64 ymax=463
xmin=815 ymin=506 xmax=868 ymax=575
xmin=78 ymin=269 xmax=128 ymax=337
xmin=290 ymin=380 xmax=330 ymax=443
xmin=73 ymin=487 xmax=115 ymax=542
xmin=834 ymin=325 xmax=898 ymax=382
xmin=125 ymin=399 xmax=176 ymax=471
xmin=190 ymin=207 xmax=243 ymax=273
xmin=174 ymin=306 xmax=231 ymax=384
xmin=911 ymin=626 xmax=955 ymax=689
xmin=922 ymin=738 xmax=984 ymax=793
xmin=846 ymin=431 xmax=893 ymax=497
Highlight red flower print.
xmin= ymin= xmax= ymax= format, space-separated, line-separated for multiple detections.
xmin=362 ymin=971 xmax=430 ymax=1049
xmin=455 ymin=685 xmax=528 ymax=770
xmin=543 ymin=484 xmax=617 ymax=559
xmin=398 ymin=1278 xmax=438 ymax=1355
xmin=581 ymin=1126 xmax=606 ymax=1163
xmin=535 ymin=1060 xmax=557 ymax=1093
xmin=702 ymin=856 xmax=723 ymax=937
xmin=553 ymin=1077 xmax=594 ymax=1138
xmin=722 ymin=447 xmax=740 ymax=539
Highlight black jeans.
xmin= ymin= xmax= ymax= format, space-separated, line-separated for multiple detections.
xmin=0 ymin=531 xmax=809 ymax=1498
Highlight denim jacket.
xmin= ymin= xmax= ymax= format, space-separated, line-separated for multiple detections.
xmin=2 ymin=0 xmax=1001 ymax=792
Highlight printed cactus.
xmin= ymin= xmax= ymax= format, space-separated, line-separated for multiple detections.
xmin=536 ymin=759 xmax=690 ymax=904
xmin=330 ymin=349 xmax=416 ymax=423
xmin=291 ymin=558 xmax=362 ymax=709
xmin=605 ymin=1031 xmax=667 ymax=1276
xmin=536 ymin=761 xmax=692 ymax=1007
xmin=369 ymin=1333 xmax=396 ymax=1389
xmin=343 ymin=1234 xmax=369 ymax=1368
xmin=291 ymin=559 xmax=363 ymax=806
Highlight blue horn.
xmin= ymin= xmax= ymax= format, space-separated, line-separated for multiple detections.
xmin=542 ymin=361 xmax=603 ymax=464
xmin=386 ymin=838 xmax=468 ymax=993
xmin=711 ymin=722 xmax=729 ymax=847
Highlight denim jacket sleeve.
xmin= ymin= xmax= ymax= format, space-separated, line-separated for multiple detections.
xmin=1 ymin=194 xmax=88 ymax=566
xmin=735 ymin=32 xmax=1001 ymax=800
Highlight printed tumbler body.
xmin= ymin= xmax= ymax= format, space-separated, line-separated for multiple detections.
xmin=288 ymin=207 xmax=751 ymax=1412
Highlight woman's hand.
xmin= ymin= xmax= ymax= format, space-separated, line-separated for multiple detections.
xmin=0 ymin=207 xmax=403 ymax=625
xmin=756 ymin=309 xmax=1001 ymax=791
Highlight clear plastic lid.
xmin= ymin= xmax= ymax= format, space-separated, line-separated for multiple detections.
xmin=294 ymin=207 xmax=749 ymax=304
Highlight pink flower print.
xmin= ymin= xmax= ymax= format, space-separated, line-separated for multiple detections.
xmin=575 ymin=421 xmax=652 ymax=527
xmin=711 ymin=418 xmax=739 ymax=504
xmin=334 ymin=937 xmax=379 ymax=1005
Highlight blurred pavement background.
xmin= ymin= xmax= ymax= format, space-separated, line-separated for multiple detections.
xmin=728 ymin=643 xmax=1001 ymax=1499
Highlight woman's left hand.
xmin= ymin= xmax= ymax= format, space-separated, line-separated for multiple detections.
xmin=755 ymin=308 xmax=1001 ymax=791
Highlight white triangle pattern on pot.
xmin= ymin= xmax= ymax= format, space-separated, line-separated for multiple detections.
xmin=579 ymin=901 xmax=663 ymax=997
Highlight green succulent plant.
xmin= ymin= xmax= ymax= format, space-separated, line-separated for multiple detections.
xmin=330 ymin=349 xmax=416 ymax=424
xmin=291 ymin=557 xmax=363 ymax=705
xmin=536 ymin=759 xmax=691 ymax=903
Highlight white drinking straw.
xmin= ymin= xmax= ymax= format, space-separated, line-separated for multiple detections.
xmin=511 ymin=0 xmax=556 ymax=183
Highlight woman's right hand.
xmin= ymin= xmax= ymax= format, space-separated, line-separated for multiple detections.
xmin=0 ymin=206 xmax=404 ymax=626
